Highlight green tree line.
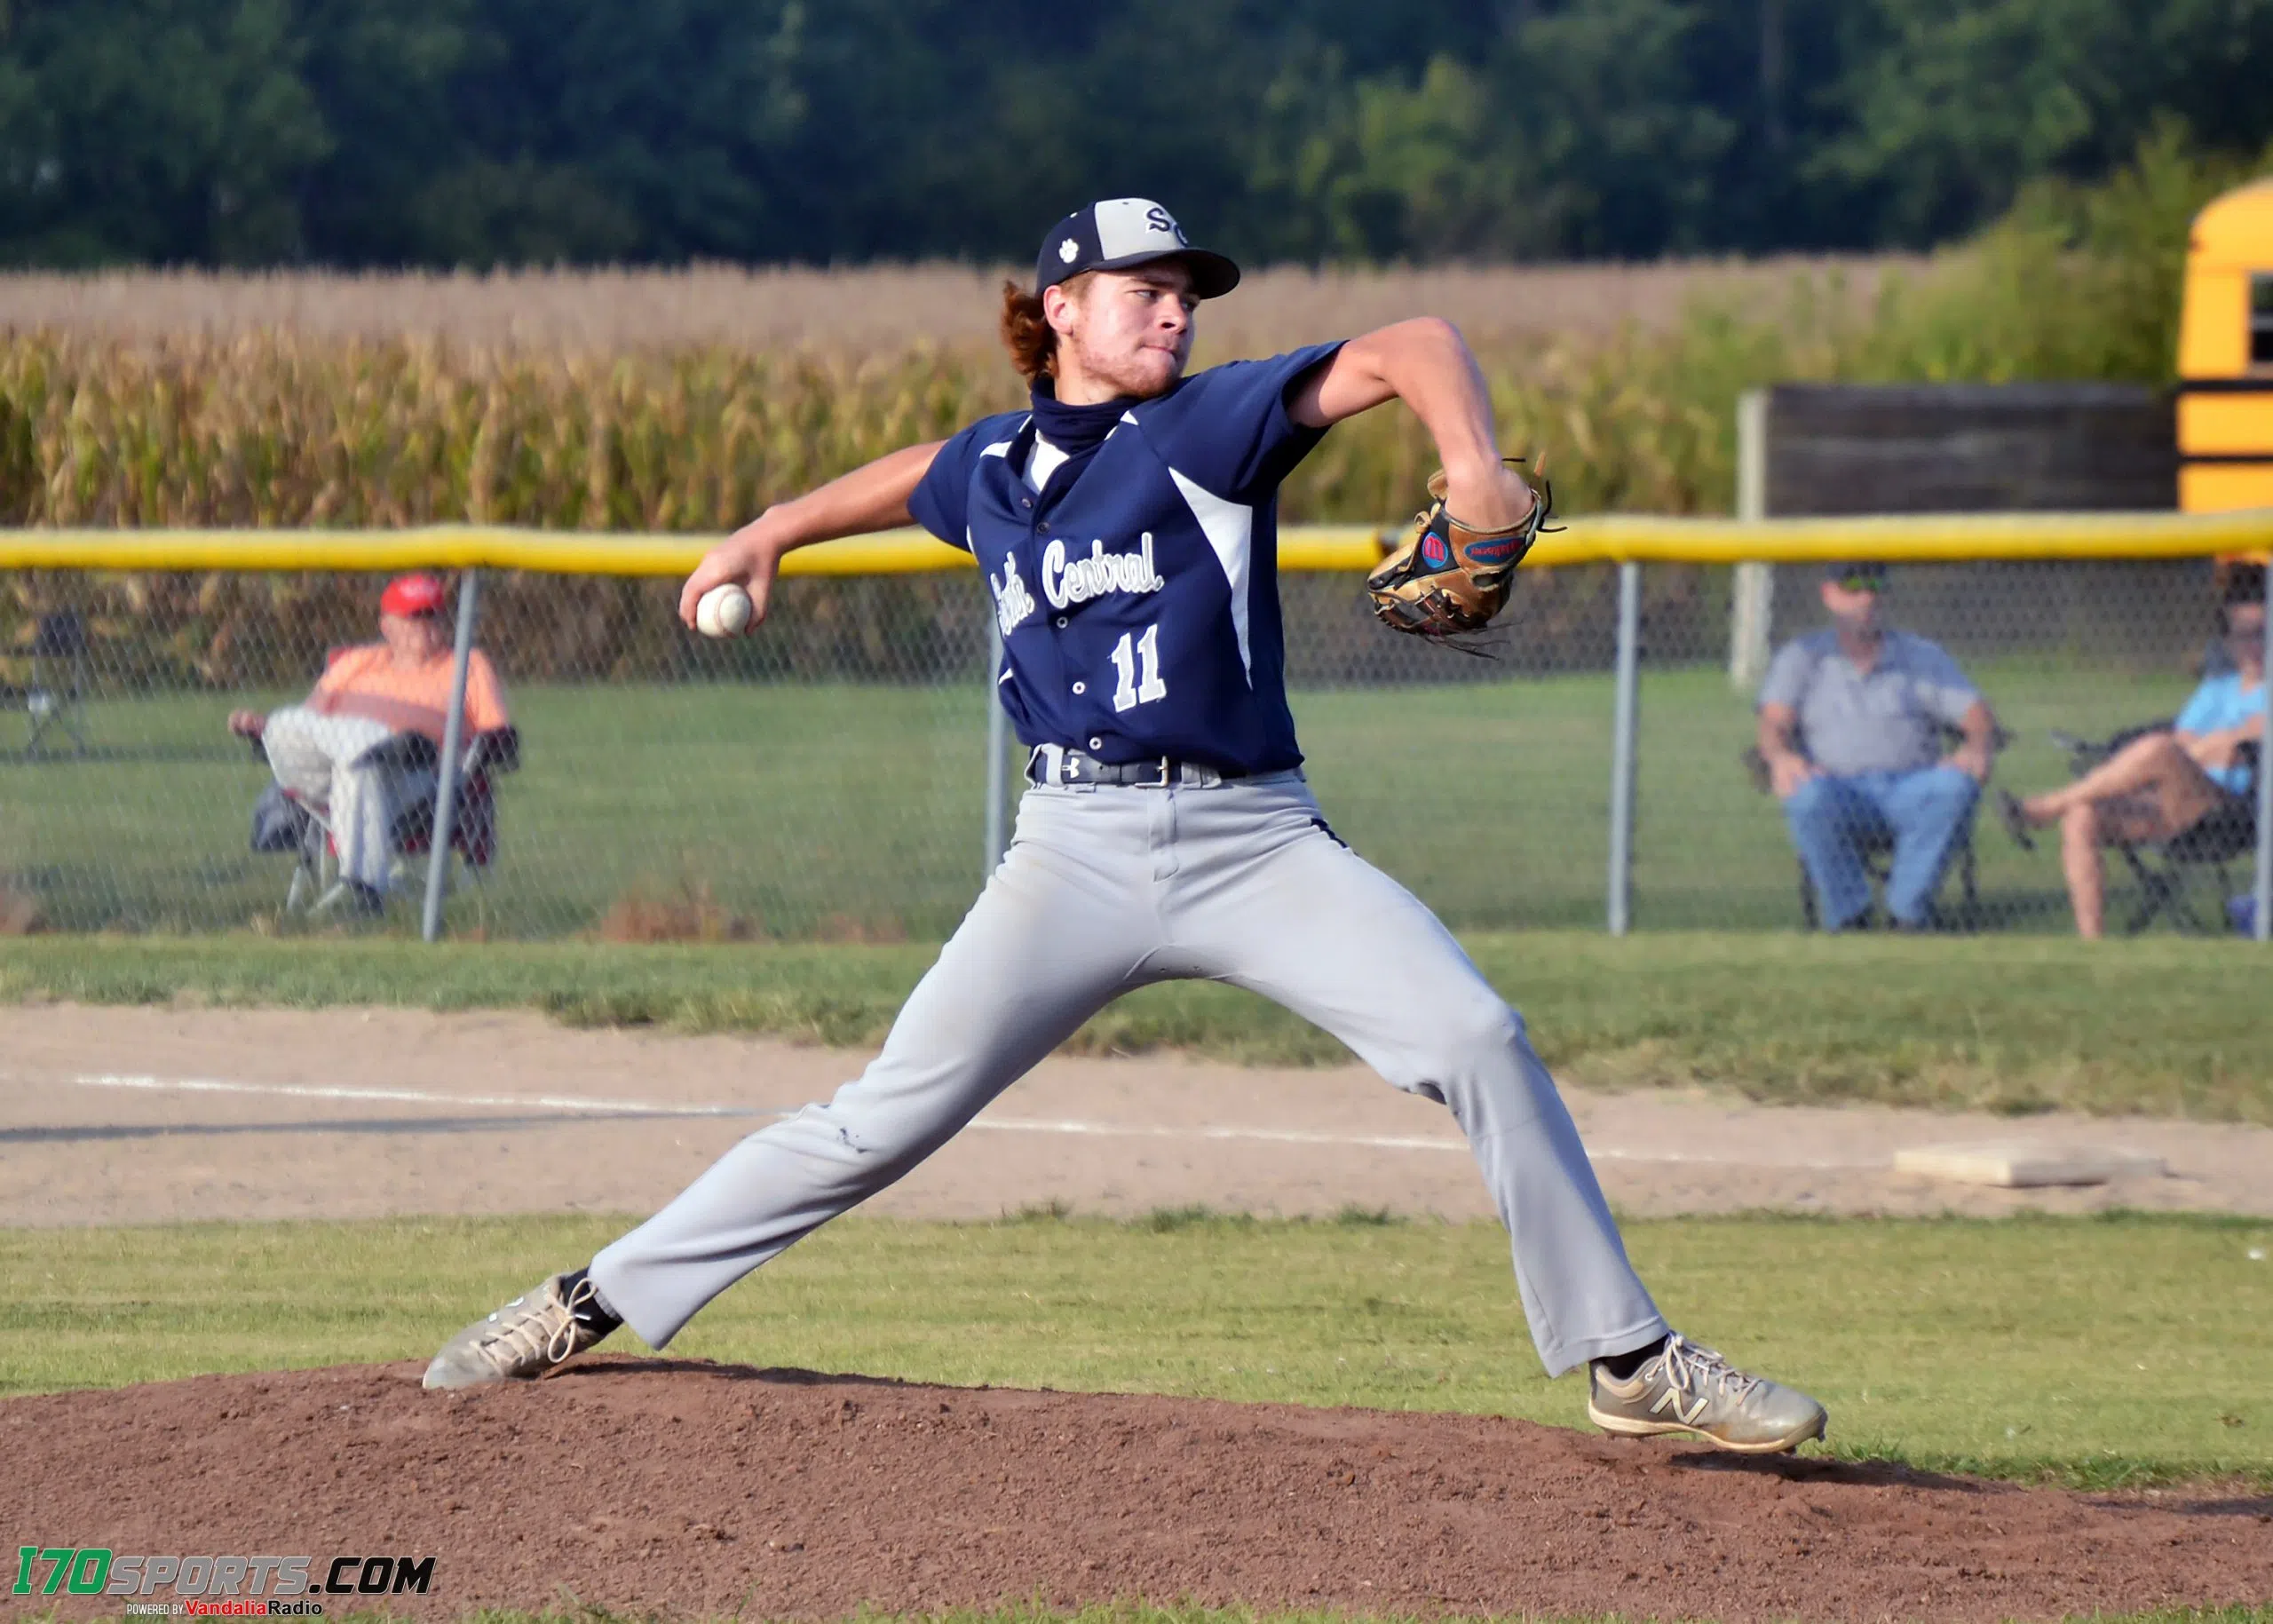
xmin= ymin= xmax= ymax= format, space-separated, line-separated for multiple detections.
xmin=0 ymin=0 xmax=2269 ymax=269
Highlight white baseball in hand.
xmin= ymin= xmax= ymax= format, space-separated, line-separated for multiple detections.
xmin=694 ymin=583 xmax=754 ymax=638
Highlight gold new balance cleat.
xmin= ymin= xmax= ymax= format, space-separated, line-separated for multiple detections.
xmin=1588 ymin=1334 xmax=1827 ymax=1454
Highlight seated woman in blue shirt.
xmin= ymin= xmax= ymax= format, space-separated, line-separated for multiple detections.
xmin=2000 ymin=570 xmax=2266 ymax=938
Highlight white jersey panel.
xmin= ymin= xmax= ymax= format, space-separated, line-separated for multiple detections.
xmin=1022 ymin=434 xmax=1072 ymax=493
xmin=1168 ymin=467 xmax=1255 ymax=683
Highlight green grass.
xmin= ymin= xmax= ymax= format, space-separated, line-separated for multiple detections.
xmin=0 ymin=678 xmax=994 ymax=939
xmin=0 ymin=659 xmax=2222 ymax=939
xmin=4 ymin=1212 xmax=2268 ymax=1493
xmin=12 ymin=1597 xmax=2259 ymax=1624
xmin=27 ymin=1601 xmax=2263 ymax=1610
xmin=4 ymin=927 xmax=2269 ymax=1121
xmin=27 ymin=1607 xmax=2269 ymax=1624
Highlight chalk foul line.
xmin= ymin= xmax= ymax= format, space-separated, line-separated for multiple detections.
xmin=58 ymin=1073 xmax=758 ymax=1119
xmin=39 ymin=1072 xmax=1876 ymax=1168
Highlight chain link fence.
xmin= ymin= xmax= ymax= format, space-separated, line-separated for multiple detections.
xmin=3 ymin=542 xmax=2268 ymax=941
xmin=1636 ymin=555 xmax=2266 ymax=936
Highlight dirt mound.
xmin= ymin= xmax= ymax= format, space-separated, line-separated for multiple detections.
xmin=6 ymin=1360 xmax=2268 ymax=1622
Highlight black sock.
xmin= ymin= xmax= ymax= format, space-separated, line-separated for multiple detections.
xmin=1594 ymin=1335 xmax=1669 ymax=1382
xmin=558 ymin=1266 xmax=622 ymax=1336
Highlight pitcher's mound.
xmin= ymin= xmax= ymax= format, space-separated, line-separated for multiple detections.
xmin=5 ymin=1359 xmax=2267 ymax=1621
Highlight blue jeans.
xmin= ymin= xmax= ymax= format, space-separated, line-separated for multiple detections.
xmin=1782 ymin=766 xmax=1981 ymax=931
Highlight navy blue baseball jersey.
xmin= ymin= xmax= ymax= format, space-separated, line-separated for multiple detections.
xmin=908 ymin=341 xmax=1344 ymax=775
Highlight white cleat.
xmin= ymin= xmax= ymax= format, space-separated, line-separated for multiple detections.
xmin=422 ymin=1273 xmax=610 ymax=1390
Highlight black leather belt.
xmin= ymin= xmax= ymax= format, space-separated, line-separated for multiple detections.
xmin=1026 ymin=744 xmax=1245 ymax=788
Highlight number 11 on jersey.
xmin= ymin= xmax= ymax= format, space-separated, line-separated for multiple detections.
xmin=1109 ymin=623 xmax=1168 ymax=712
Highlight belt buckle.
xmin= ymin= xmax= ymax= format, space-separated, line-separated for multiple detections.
xmin=1141 ymin=757 xmax=1174 ymax=788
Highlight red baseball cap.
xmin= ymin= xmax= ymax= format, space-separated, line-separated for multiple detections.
xmin=380 ymin=573 xmax=445 ymax=616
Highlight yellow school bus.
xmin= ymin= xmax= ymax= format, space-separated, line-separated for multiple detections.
xmin=2178 ymin=178 xmax=2273 ymax=516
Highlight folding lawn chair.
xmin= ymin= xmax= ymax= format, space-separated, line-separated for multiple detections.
xmin=244 ymin=640 xmax=521 ymax=918
xmin=24 ymin=609 xmax=90 ymax=759
xmin=2048 ymin=722 xmax=2260 ymax=935
xmin=1740 ymin=725 xmax=1989 ymax=931
xmin=251 ymin=725 xmax=519 ymax=918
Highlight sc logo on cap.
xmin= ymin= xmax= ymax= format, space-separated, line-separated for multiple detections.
xmin=1144 ymin=205 xmax=1189 ymax=244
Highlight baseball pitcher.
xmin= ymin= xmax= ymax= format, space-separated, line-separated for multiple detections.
xmin=424 ymin=199 xmax=1827 ymax=1454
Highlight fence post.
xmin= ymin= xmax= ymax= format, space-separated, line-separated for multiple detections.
xmin=1606 ymin=559 xmax=1642 ymax=936
xmin=2256 ymin=561 xmax=2271 ymax=942
xmin=984 ymin=611 xmax=1007 ymax=879
xmin=1729 ymin=388 xmax=1773 ymax=692
xmin=422 ymin=568 xmax=481 ymax=943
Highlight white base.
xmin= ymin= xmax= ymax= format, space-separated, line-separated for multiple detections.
xmin=1892 ymin=1143 xmax=2166 ymax=1188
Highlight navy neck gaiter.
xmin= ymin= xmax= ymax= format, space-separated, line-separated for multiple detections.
xmin=1027 ymin=376 xmax=1133 ymax=479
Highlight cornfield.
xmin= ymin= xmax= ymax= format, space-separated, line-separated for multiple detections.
xmin=0 ymin=321 xmax=1814 ymax=536
xmin=0 ymin=247 xmax=2140 ymax=690
xmin=0 ymin=257 xmax=1908 ymax=353
xmin=0 ymin=313 xmax=1743 ymax=688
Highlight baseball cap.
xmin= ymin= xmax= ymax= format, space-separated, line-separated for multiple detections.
xmin=1824 ymin=561 xmax=1888 ymax=590
xmin=1034 ymin=199 xmax=1240 ymax=300
xmin=380 ymin=573 xmax=445 ymax=616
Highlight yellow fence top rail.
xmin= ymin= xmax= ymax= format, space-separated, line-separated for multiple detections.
xmin=2 ymin=511 xmax=2269 ymax=574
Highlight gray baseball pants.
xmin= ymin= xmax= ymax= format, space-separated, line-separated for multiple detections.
xmin=590 ymin=772 xmax=1667 ymax=1376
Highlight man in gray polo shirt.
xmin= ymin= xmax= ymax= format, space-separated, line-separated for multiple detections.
xmin=1755 ymin=562 xmax=2000 ymax=930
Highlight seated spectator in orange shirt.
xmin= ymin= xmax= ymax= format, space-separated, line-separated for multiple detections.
xmin=228 ymin=574 xmax=509 ymax=909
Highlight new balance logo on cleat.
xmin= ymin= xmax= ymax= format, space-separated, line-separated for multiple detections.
xmin=1651 ymin=1387 xmax=1710 ymax=1426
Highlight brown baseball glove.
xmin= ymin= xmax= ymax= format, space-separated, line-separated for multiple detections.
xmin=1366 ymin=460 xmax=1554 ymax=638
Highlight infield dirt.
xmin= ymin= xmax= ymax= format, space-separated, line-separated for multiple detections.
xmin=5 ymin=1004 xmax=2269 ymax=1226
xmin=7 ymin=1359 xmax=2270 ymax=1622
